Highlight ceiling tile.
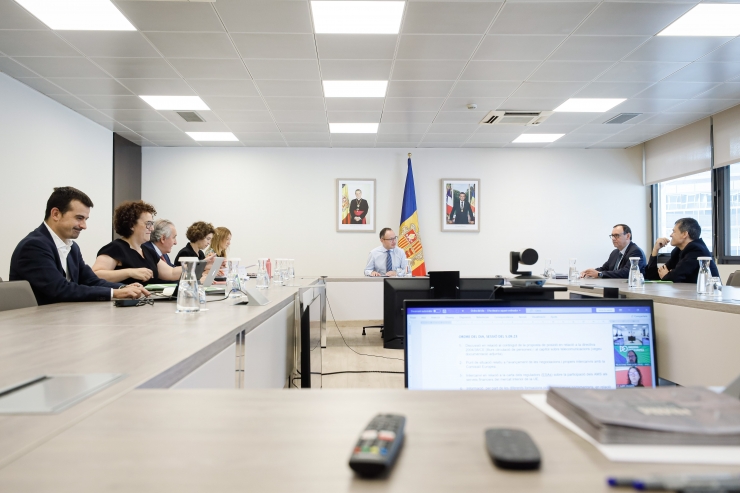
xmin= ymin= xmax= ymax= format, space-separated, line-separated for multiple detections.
xmin=523 ymin=123 xmax=580 ymax=133
xmin=575 ymin=3 xmax=694 ymax=36
xmin=15 ymin=57 xmax=108 ymax=78
xmin=490 ymin=3 xmax=596 ymax=35
xmin=597 ymin=61 xmax=689 ymax=82
xmin=588 ymin=143 xmax=639 ymax=149
xmin=509 ymin=81 xmax=585 ymax=98
xmin=387 ymin=80 xmax=456 ymax=97
xmin=460 ymin=61 xmax=538 ymax=80
xmin=376 ymin=134 xmax=424 ymax=143
xmin=74 ymin=108 xmax=115 ymax=122
xmin=0 ymin=30 xmax=78 ymax=57
xmin=187 ymin=79 xmax=259 ymax=97
xmin=384 ymin=97 xmax=446 ymax=112
xmin=699 ymin=38 xmax=740 ymax=62
xmin=331 ymin=133 xmax=378 ymax=143
xmin=0 ymin=57 xmax=36 ymax=77
xmin=403 ymin=2 xmax=502 ymax=34
xmin=214 ymin=0 xmax=312 ymax=33
xmin=137 ymin=132 xmax=193 ymax=142
xmin=232 ymin=34 xmax=317 ymax=59
xmin=234 ymin=132 xmax=285 ymax=142
xmin=144 ymin=33 xmax=239 ymax=59
xmin=278 ymin=123 xmax=329 ymax=133
xmin=589 ymin=112 xmax=654 ymax=125
xmin=376 ymin=142 xmax=421 ymax=148
xmin=214 ymin=110 xmax=274 ymax=122
xmin=420 ymin=133 xmax=469 ymax=143
xmin=461 ymin=142 xmax=507 ymax=148
xmin=420 ymin=142 xmax=462 ymax=148
xmin=168 ymin=59 xmax=249 ymax=79
xmin=379 ymin=123 xmax=431 ymax=134
xmin=381 ymin=112 xmax=437 ymax=123
xmin=254 ymin=80 xmax=323 ymax=97
xmin=324 ymin=98 xmax=385 ymax=112
xmin=664 ymin=99 xmax=738 ymax=114
xmin=633 ymin=81 xmax=719 ymax=99
xmin=397 ymin=35 xmax=481 ymax=60
xmin=327 ymin=111 xmax=381 ymax=123
xmin=550 ymin=133 xmax=604 ymax=143
xmin=282 ymin=132 xmax=330 ymax=142
xmin=441 ymin=98 xmax=506 ymax=111
xmin=246 ymin=60 xmax=320 ymax=80
xmin=625 ymin=37 xmax=732 ymax=63
xmin=201 ymin=97 xmax=267 ymax=111
xmin=316 ymin=34 xmax=397 ymax=60
xmin=610 ymin=98 xmax=683 ymax=113
xmin=113 ymin=1 xmax=225 ymax=32
xmin=116 ymin=78 xmax=196 ymax=96
xmin=112 ymin=121 xmax=180 ymax=132
xmin=544 ymin=112 xmax=604 ymax=125
xmin=693 ymin=83 xmax=740 ymax=100
xmin=573 ymin=81 xmax=653 ymax=98
xmin=332 ymin=142 xmax=377 ymax=148
xmin=499 ymin=97 xmax=567 ymax=111
xmin=429 ymin=123 xmax=480 ymax=134
xmin=392 ymin=60 xmax=466 ymax=80
xmin=475 ymin=35 xmax=566 ymax=61
xmin=59 ymin=32 xmax=160 ymax=58
xmin=271 ymin=110 xmax=327 ymax=123
xmin=449 ymin=80 xmax=520 ymax=97
xmin=551 ymin=36 xmax=649 ymax=61
xmin=264 ymin=97 xmax=324 ymax=111
xmin=320 ymin=60 xmax=393 ymax=80
xmin=641 ymin=113 xmax=707 ymax=126
xmin=569 ymin=124 xmax=631 ymax=135
xmin=197 ymin=141 xmax=245 ymax=147
xmin=0 ymin=0 xmax=47 ymax=29
xmin=665 ymin=62 xmax=740 ymax=83
xmin=227 ymin=121 xmax=280 ymax=132
xmin=17 ymin=77 xmax=70 ymax=95
xmin=100 ymin=109 xmax=167 ymax=122
xmin=529 ymin=61 xmax=613 ymax=81
xmin=434 ymin=111 xmax=490 ymax=123
xmin=242 ymin=141 xmax=287 ymax=147
xmin=45 ymin=94 xmax=92 ymax=111
xmin=79 ymin=95 xmax=152 ymax=110
xmin=90 ymin=58 xmax=177 ymax=79
xmin=288 ymin=142 xmax=330 ymax=148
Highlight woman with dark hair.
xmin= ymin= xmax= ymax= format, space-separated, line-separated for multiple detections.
xmin=174 ymin=221 xmax=215 ymax=266
xmin=627 ymin=366 xmax=644 ymax=387
xmin=92 ymin=201 xmax=182 ymax=285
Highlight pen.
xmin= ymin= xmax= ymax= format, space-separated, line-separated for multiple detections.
xmin=634 ymin=475 xmax=740 ymax=491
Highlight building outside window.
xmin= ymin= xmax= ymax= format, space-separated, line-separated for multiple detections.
xmin=729 ymin=164 xmax=740 ymax=256
xmin=655 ymin=171 xmax=713 ymax=255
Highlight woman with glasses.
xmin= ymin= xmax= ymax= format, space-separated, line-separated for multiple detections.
xmin=92 ymin=201 xmax=181 ymax=285
xmin=174 ymin=221 xmax=216 ymax=266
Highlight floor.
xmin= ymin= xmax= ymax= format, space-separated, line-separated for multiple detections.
xmin=320 ymin=322 xmax=405 ymax=389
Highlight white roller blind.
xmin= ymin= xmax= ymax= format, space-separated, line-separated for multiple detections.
xmin=713 ymin=103 xmax=740 ymax=169
xmin=645 ymin=117 xmax=711 ymax=185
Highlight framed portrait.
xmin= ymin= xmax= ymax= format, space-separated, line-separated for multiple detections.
xmin=442 ymin=179 xmax=480 ymax=232
xmin=337 ymin=179 xmax=376 ymax=232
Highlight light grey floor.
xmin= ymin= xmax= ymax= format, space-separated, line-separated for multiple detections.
xmin=320 ymin=323 xmax=405 ymax=389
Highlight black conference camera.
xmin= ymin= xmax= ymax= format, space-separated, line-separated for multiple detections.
xmin=509 ymin=249 xmax=547 ymax=287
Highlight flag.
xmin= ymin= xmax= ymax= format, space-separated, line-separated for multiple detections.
xmin=445 ymin=183 xmax=453 ymax=216
xmin=398 ymin=156 xmax=426 ymax=277
xmin=469 ymin=183 xmax=475 ymax=213
xmin=341 ymin=183 xmax=351 ymax=224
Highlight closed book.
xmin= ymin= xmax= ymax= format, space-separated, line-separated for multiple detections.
xmin=546 ymin=387 xmax=740 ymax=446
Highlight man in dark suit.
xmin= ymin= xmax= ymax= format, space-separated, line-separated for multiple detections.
xmin=582 ymin=224 xmax=647 ymax=279
xmin=448 ymin=192 xmax=475 ymax=224
xmin=348 ymin=189 xmax=369 ymax=225
xmin=645 ymin=217 xmax=719 ymax=283
xmin=143 ymin=219 xmax=177 ymax=267
xmin=9 ymin=187 xmax=149 ymax=305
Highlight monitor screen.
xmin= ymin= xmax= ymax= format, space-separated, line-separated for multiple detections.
xmin=405 ymin=300 xmax=657 ymax=391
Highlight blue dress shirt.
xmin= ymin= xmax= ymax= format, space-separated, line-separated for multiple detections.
xmin=364 ymin=246 xmax=409 ymax=276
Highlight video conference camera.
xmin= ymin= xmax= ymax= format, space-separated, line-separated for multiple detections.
xmin=509 ymin=249 xmax=547 ymax=287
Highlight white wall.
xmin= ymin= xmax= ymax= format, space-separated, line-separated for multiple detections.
xmin=0 ymin=73 xmax=113 ymax=280
xmin=142 ymin=146 xmax=646 ymax=278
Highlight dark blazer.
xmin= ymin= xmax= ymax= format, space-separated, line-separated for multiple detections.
xmin=143 ymin=241 xmax=173 ymax=267
xmin=645 ymin=238 xmax=719 ymax=283
xmin=348 ymin=198 xmax=369 ymax=223
xmin=9 ymin=223 xmax=122 ymax=305
xmin=596 ymin=242 xmax=647 ymax=279
xmin=174 ymin=242 xmax=205 ymax=266
xmin=449 ymin=200 xmax=475 ymax=224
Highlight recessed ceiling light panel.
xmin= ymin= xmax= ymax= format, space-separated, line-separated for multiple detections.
xmin=659 ymin=4 xmax=740 ymax=37
xmin=15 ymin=0 xmax=136 ymax=30
xmin=186 ymin=132 xmax=238 ymax=142
xmin=311 ymin=1 xmax=405 ymax=34
xmin=139 ymin=96 xmax=210 ymax=111
xmin=329 ymin=123 xmax=379 ymax=134
xmin=323 ymin=81 xmax=388 ymax=98
xmin=554 ymin=98 xmax=626 ymax=113
xmin=512 ymin=134 xmax=564 ymax=143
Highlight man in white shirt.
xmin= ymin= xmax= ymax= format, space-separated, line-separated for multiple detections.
xmin=364 ymin=228 xmax=409 ymax=277
xmin=9 ymin=187 xmax=149 ymax=305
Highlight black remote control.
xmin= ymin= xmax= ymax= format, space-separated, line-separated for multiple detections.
xmin=349 ymin=414 xmax=405 ymax=477
xmin=485 ymin=428 xmax=541 ymax=470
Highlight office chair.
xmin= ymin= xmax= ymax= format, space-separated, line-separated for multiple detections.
xmin=727 ymin=271 xmax=740 ymax=287
xmin=0 ymin=281 xmax=38 ymax=311
xmin=362 ymin=324 xmax=383 ymax=336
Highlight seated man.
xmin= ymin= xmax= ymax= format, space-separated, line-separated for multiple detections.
xmin=581 ymin=224 xmax=646 ymax=279
xmin=143 ymin=219 xmax=177 ymax=267
xmin=9 ymin=187 xmax=149 ymax=305
xmin=364 ymin=228 xmax=409 ymax=277
xmin=645 ymin=217 xmax=719 ymax=283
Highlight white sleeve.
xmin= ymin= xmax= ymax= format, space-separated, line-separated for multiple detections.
xmin=364 ymin=251 xmax=376 ymax=276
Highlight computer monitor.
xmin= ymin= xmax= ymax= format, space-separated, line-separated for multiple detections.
xmin=491 ymin=285 xmax=567 ymax=300
xmin=404 ymin=299 xmax=658 ymax=390
xmin=429 ymin=271 xmax=459 ymax=299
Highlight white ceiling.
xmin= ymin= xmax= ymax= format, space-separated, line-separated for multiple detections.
xmin=1 ymin=0 xmax=739 ymax=148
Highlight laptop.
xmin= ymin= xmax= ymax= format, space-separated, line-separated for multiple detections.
xmin=149 ymin=257 xmax=225 ymax=301
xmin=404 ymin=299 xmax=658 ymax=391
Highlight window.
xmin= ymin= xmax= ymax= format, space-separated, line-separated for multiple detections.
xmin=654 ymin=171 xmax=713 ymax=255
xmin=717 ymin=163 xmax=740 ymax=262
xmin=730 ymin=164 xmax=740 ymax=256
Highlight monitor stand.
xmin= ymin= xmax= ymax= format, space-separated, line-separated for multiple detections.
xmin=383 ymin=336 xmax=404 ymax=350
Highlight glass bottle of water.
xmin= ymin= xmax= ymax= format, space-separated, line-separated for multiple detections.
xmin=568 ymin=258 xmax=579 ymax=283
xmin=226 ymin=257 xmax=241 ymax=297
xmin=176 ymin=257 xmax=200 ymax=313
xmin=256 ymin=258 xmax=269 ymax=289
xmin=697 ymin=257 xmax=711 ymax=294
xmin=628 ymin=257 xmax=641 ymax=288
xmin=544 ymin=259 xmax=556 ymax=279
xmin=288 ymin=259 xmax=295 ymax=285
xmin=273 ymin=258 xmax=283 ymax=286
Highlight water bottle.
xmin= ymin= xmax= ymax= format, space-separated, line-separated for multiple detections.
xmin=273 ymin=258 xmax=284 ymax=286
xmin=176 ymin=257 xmax=200 ymax=313
xmin=226 ymin=257 xmax=241 ymax=297
xmin=697 ymin=257 xmax=711 ymax=294
xmin=544 ymin=259 xmax=555 ymax=279
xmin=288 ymin=259 xmax=295 ymax=285
xmin=628 ymin=257 xmax=641 ymax=288
xmin=568 ymin=258 xmax=579 ymax=283
xmin=256 ymin=258 xmax=270 ymax=289
xmin=405 ymin=264 xmax=412 ymax=278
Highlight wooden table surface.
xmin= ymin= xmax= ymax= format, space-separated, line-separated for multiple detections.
xmin=0 ymin=279 xmax=316 ymax=468
xmin=0 ymin=389 xmax=737 ymax=493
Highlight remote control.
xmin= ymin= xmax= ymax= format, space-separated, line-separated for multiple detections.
xmin=485 ymin=428 xmax=541 ymax=470
xmin=349 ymin=414 xmax=406 ymax=477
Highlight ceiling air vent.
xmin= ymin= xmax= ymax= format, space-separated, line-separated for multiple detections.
xmin=604 ymin=113 xmax=641 ymax=124
xmin=480 ymin=111 xmax=553 ymax=126
xmin=177 ymin=111 xmax=205 ymax=123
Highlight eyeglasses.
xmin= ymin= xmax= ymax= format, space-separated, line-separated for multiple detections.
xmin=608 ymin=233 xmax=624 ymax=239
xmin=382 ymin=236 xmax=398 ymax=241
xmin=143 ymin=221 xmax=154 ymax=229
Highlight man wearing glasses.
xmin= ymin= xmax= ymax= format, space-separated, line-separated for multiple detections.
xmin=364 ymin=228 xmax=409 ymax=277
xmin=581 ymin=224 xmax=646 ymax=279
